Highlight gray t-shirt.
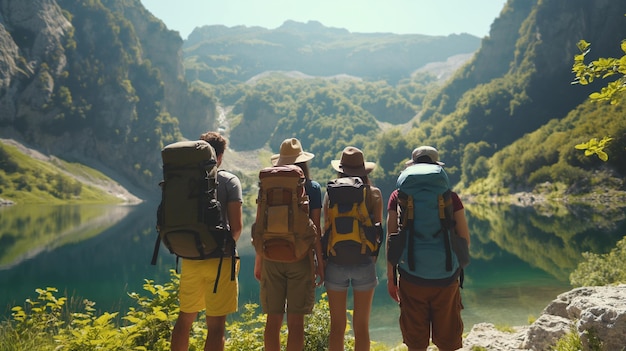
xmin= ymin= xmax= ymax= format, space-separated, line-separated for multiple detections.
xmin=217 ymin=170 xmax=243 ymax=230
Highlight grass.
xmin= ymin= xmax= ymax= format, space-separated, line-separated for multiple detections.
xmin=0 ymin=141 xmax=127 ymax=205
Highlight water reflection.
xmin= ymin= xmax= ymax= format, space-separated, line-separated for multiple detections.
xmin=0 ymin=201 xmax=623 ymax=347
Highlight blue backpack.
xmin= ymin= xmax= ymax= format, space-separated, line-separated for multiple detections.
xmin=391 ymin=163 xmax=469 ymax=281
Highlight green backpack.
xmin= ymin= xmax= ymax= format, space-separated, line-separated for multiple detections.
xmin=151 ymin=140 xmax=234 ymax=291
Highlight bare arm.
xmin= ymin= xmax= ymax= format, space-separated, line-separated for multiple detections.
xmin=311 ymin=207 xmax=324 ymax=286
xmin=227 ymin=201 xmax=243 ymax=242
xmin=386 ymin=209 xmax=398 ymax=235
xmin=454 ymin=208 xmax=470 ymax=247
xmin=371 ymin=187 xmax=384 ymax=224
xmin=386 ymin=209 xmax=400 ymax=303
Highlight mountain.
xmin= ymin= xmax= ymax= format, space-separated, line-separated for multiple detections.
xmin=410 ymin=0 xmax=626 ymax=194
xmin=1 ymin=0 xmax=624 ymax=204
xmin=183 ymin=20 xmax=482 ymax=85
xmin=0 ymin=0 xmax=217 ymax=198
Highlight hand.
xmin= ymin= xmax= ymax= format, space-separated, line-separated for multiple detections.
xmin=254 ymin=255 xmax=262 ymax=281
xmin=387 ymin=278 xmax=400 ymax=303
xmin=314 ymin=254 xmax=325 ymax=287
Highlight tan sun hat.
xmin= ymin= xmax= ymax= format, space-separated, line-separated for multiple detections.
xmin=405 ymin=145 xmax=445 ymax=166
xmin=331 ymin=146 xmax=376 ymax=177
xmin=271 ymin=138 xmax=315 ymax=166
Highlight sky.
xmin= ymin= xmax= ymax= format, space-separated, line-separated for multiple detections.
xmin=140 ymin=0 xmax=508 ymax=40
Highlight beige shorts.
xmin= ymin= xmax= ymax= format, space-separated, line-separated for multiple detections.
xmin=260 ymin=256 xmax=315 ymax=314
xmin=179 ymin=257 xmax=240 ymax=316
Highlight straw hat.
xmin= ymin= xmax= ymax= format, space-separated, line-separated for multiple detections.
xmin=405 ymin=146 xmax=445 ymax=166
xmin=331 ymin=146 xmax=376 ymax=177
xmin=271 ymin=138 xmax=315 ymax=166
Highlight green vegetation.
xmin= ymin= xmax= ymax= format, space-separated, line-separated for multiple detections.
xmin=183 ymin=23 xmax=480 ymax=85
xmin=575 ymin=137 xmax=613 ymax=162
xmin=0 ymin=271 xmax=390 ymax=351
xmin=550 ymin=327 xmax=603 ymax=351
xmin=0 ymin=141 xmax=122 ymax=204
xmin=572 ymin=39 xmax=626 ymax=105
xmin=570 ymin=236 xmax=626 ymax=287
xmin=463 ymin=100 xmax=626 ymax=199
xmin=572 ymin=37 xmax=626 ymax=162
xmin=4 ymin=1 xmax=626 ymax=203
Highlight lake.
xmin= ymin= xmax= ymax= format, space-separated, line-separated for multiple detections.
xmin=1 ymin=201 xmax=624 ymax=347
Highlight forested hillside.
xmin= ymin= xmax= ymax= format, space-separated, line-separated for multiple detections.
xmin=0 ymin=0 xmax=624 ymax=204
xmin=413 ymin=0 xmax=626 ymax=188
xmin=183 ymin=20 xmax=480 ymax=84
xmin=185 ymin=0 xmax=626 ymax=199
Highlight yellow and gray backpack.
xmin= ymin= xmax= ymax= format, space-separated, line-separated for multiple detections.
xmin=324 ymin=177 xmax=381 ymax=264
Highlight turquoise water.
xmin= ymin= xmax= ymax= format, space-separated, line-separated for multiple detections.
xmin=0 ymin=202 xmax=623 ymax=347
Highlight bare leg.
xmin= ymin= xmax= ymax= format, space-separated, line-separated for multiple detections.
xmin=171 ymin=311 xmax=198 ymax=351
xmin=264 ymin=313 xmax=284 ymax=351
xmin=352 ymin=288 xmax=375 ymax=351
xmin=205 ymin=315 xmax=226 ymax=351
xmin=286 ymin=313 xmax=305 ymax=351
xmin=326 ymin=289 xmax=348 ymax=351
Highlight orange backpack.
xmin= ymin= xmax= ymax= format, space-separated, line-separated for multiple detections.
xmin=252 ymin=165 xmax=317 ymax=262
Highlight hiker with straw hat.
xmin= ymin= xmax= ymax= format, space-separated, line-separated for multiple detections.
xmin=254 ymin=138 xmax=324 ymax=351
xmin=323 ymin=146 xmax=383 ymax=351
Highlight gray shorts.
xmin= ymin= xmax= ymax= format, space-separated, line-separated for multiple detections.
xmin=324 ymin=260 xmax=378 ymax=292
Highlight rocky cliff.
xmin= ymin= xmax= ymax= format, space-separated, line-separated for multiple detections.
xmin=0 ymin=0 xmax=216 ymax=196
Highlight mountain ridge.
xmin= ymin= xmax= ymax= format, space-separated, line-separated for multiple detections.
xmin=1 ymin=0 xmax=624 ymax=204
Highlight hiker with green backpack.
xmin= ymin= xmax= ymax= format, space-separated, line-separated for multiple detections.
xmin=252 ymin=138 xmax=324 ymax=351
xmin=322 ymin=146 xmax=383 ymax=351
xmin=168 ymin=132 xmax=243 ymax=351
xmin=386 ymin=146 xmax=470 ymax=351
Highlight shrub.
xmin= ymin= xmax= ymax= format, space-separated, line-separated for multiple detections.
xmin=570 ymin=237 xmax=626 ymax=287
xmin=0 ymin=271 xmax=386 ymax=350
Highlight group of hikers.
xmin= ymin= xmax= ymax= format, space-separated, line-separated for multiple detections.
xmin=155 ymin=132 xmax=471 ymax=351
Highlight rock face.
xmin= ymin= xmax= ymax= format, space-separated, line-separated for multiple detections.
xmin=462 ymin=285 xmax=626 ymax=351
xmin=0 ymin=0 xmax=215 ymax=195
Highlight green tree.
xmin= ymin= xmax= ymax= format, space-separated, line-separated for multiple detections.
xmin=572 ymin=37 xmax=626 ymax=161
xmin=570 ymin=237 xmax=626 ymax=287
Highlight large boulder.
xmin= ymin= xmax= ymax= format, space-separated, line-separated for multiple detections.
xmin=462 ymin=285 xmax=626 ymax=351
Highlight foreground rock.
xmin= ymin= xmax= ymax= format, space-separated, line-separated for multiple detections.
xmin=462 ymin=285 xmax=626 ymax=351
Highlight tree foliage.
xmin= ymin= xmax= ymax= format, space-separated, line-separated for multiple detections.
xmin=572 ymin=39 xmax=626 ymax=105
xmin=571 ymin=37 xmax=626 ymax=162
xmin=570 ymin=237 xmax=626 ymax=287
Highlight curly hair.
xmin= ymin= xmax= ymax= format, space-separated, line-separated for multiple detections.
xmin=199 ymin=131 xmax=228 ymax=156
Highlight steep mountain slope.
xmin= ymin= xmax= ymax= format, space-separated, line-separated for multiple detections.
xmin=0 ymin=0 xmax=217 ymax=197
xmin=412 ymin=0 xmax=626 ymax=186
xmin=1 ymin=0 xmax=624 ymax=204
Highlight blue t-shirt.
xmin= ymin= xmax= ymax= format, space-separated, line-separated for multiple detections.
xmin=305 ymin=179 xmax=322 ymax=214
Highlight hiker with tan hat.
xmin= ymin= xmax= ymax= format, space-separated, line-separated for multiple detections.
xmin=253 ymin=137 xmax=324 ymax=351
xmin=323 ymin=146 xmax=383 ymax=351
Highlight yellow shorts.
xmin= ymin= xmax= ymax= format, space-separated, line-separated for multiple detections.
xmin=179 ymin=257 xmax=240 ymax=316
